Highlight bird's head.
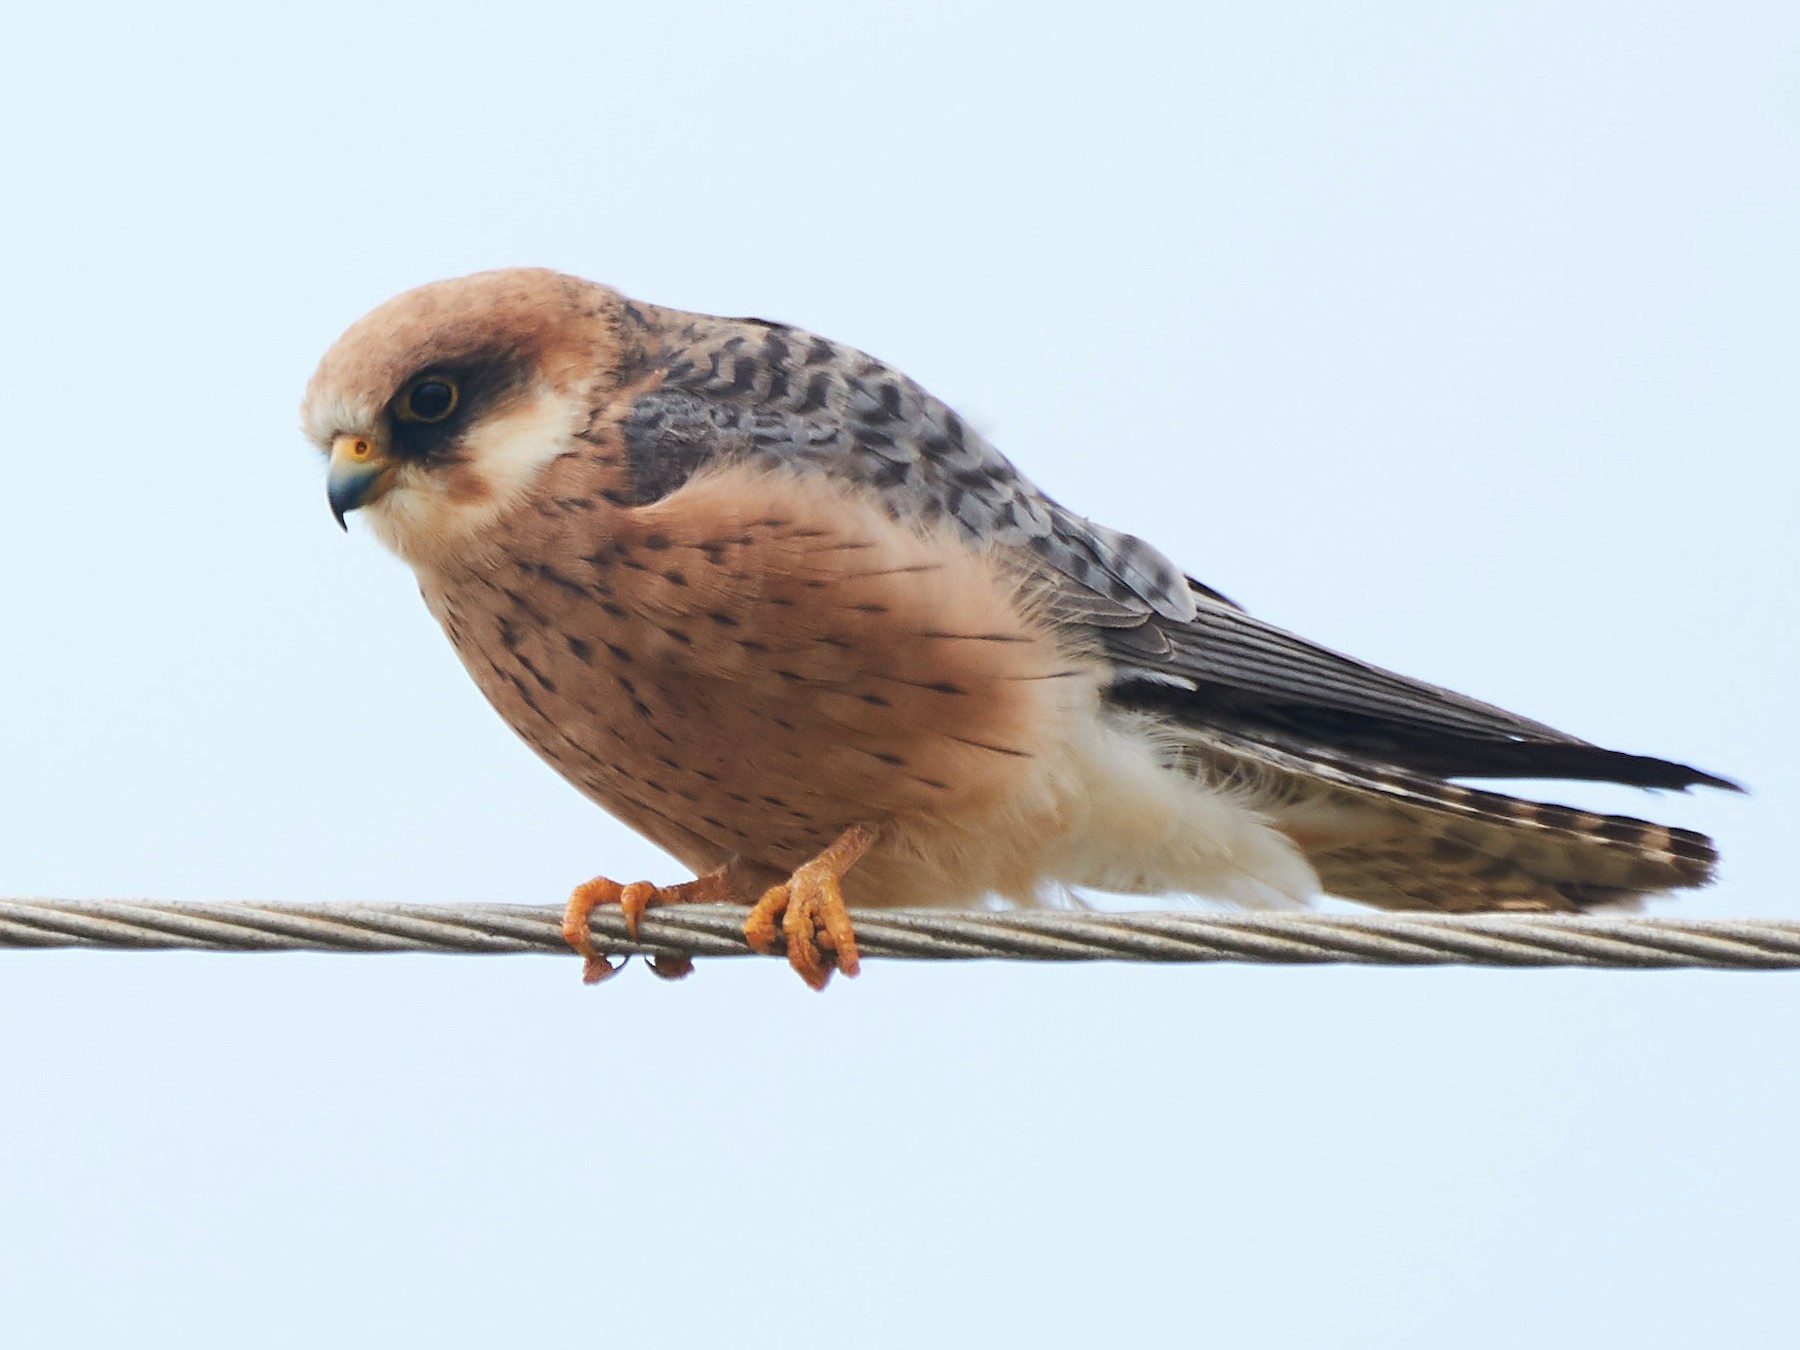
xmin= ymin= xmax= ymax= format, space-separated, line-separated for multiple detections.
xmin=301 ymin=268 xmax=633 ymax=571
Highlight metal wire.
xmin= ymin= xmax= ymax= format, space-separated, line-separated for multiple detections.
xmin=0 ymin=898 xmax=1797 ymax=970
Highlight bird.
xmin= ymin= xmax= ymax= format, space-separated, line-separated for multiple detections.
xmin=302 ymin=267 xmax=1735 ymax=989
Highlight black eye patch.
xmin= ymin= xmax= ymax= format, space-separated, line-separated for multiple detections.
xmin=384 ymin=351 xmax=531 ymax=460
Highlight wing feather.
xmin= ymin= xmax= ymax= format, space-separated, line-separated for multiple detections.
xmin=623 ymin=304 xmax=1734 ymax=795
xmin=622 ymin=309 xmax=1196 ymax=623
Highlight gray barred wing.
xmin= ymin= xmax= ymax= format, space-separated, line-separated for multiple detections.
xmin=615 ymin=308 xmax=1197 ymax=628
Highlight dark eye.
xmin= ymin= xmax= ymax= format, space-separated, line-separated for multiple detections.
xmin=397 ymin=376 xmax=459 ymax=424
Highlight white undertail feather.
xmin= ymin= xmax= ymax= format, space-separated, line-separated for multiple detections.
xmin=870 ymin=707 xmax=1321 ymax=913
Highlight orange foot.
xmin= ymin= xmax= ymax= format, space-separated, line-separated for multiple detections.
xmin=743 ymin=824 xmax=878 ymax=991
xmin=561 ymin=868 xmax=737 ymax=984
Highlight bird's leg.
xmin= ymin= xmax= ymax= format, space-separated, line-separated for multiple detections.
xmin=561 ymin=865 xmax=741 ymax=984
xmin=743 ymin=823 xmax=879 ymax=990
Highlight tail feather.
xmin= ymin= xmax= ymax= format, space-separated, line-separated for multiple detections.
xmin=1163 ymin=724 xmax=1717 ymax=914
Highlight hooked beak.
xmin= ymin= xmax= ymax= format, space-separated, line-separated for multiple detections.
xmin=327 ymin=433 xmax=398 ymax=530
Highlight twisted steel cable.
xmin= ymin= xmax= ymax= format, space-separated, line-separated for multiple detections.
xmin=0 ymin=898 xmax=1797 ymax=970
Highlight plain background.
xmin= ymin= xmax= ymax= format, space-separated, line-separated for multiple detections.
xmin=2 ymin=3 xmax=1795 ymax=1346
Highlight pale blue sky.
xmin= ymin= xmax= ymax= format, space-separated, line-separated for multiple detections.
xmin=1 ymin=3 xmax=1795 ymax=1346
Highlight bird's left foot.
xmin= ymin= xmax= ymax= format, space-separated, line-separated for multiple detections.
xmin=561 ymin=869 xmax=737 ymax=983
xmin=743 ymin=824 xmax=878 ymax=990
